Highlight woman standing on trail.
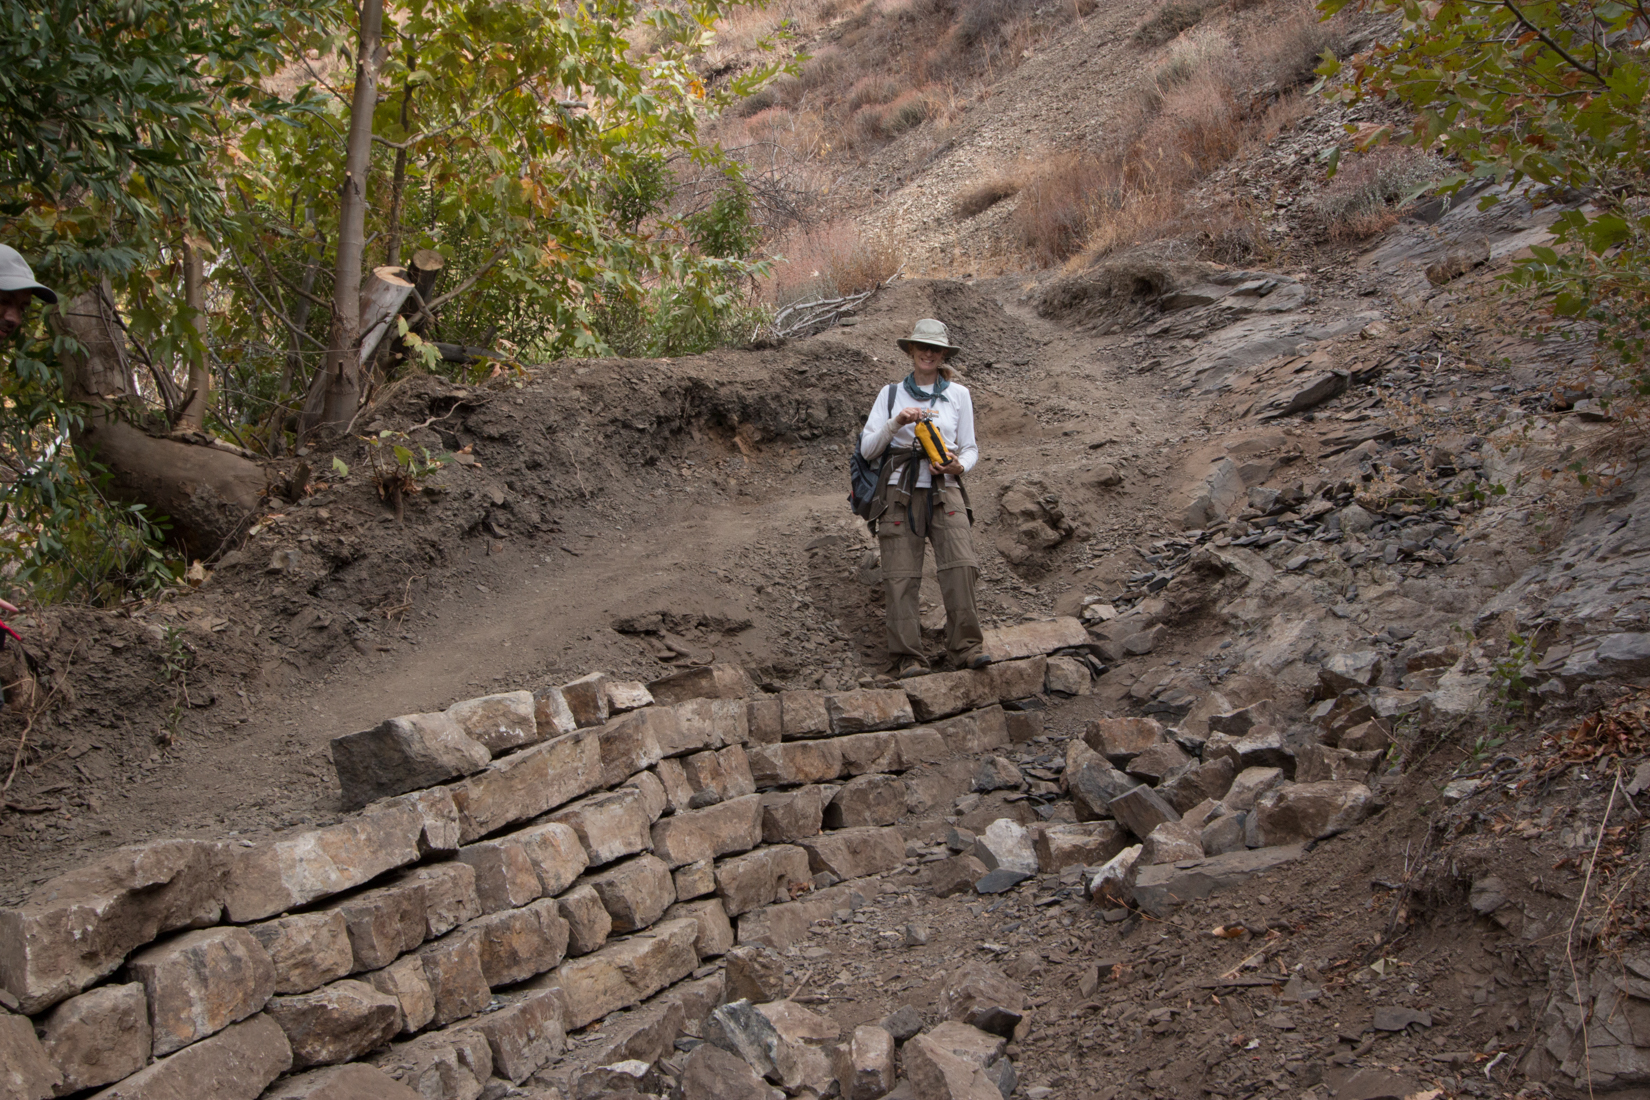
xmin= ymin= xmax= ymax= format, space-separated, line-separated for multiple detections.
xmin=859 ymin=318 xmax=989 ymax=679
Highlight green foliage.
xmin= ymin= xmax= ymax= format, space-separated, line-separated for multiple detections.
xmin=1317 ymin=0 xmax=1650 ymax=378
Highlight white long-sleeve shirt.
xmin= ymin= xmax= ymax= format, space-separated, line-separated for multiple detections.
xmin=859 ymin=379 xmax=978 ymax=489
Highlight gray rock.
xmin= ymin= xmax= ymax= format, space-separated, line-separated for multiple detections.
xmin=704 ymin=999 xmax=784 ymax=1080
xmin=882 ymin=1005 xmax=924 ymax=1043
xmin=1372 ymin=1006 xmax=1432 ymax=1031
xmin=332 ymin=713 xmax=491 ymax=811
xmin=1108 ymin=785 xmax=1180 ymax=840
xmin=1126 ymin=740 xmax=1193 ymax=784
xmin=1200 ymin=813 xmax=1247 ymax=856
xmin=974 ymin=869 xmax=1031 ymax=894
xmin=984 ymin=1056 xmax=1017 ymax=1099
xmin=1469 ymin=876 xmax=1507 ymax=915
xmin=1320 ymin=652 xmax=1384 ymax=695
xmin=973 ymin=757 xmax=1025 ymax=793
xmin=1132 ymin=844 xmax=1306 ymax=916
xmin=970 ymin=819 xmax=1037 ymax=876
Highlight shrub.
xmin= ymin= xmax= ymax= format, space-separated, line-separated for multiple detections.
xmin=953 ymin=176 xmax=1021 ymax=219
xmin=764 ymin=221 xmax=902 ymax=303
xmin=1310 ymin=147 xmax=1445 ymax=241
xmin=847 ymin=75 xmax=904 ymax=111
xmin=883 ymin=89 xmax=933 ymax=135
xmin=1133 ymin=1 xmax=1210 ymax=47
xmin=1251 ymin=1 xmax=1344 ymax=89
xmin=1012 ymin=154 xmax=1110 ymax=265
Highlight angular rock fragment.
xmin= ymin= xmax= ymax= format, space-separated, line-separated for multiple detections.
xmin=800 ymin=827 xmax=905 ymax=880
xmin=1108 ymin=785 xmax=1181 ymax=840
xmin=469 ymin=987 xmax=565 ymax=1083
xmin=623 ymin=768 xmax=669 ymax=821
xmin=838 ymin=1023 xmax=896 ymax=1100
xmin=604 ymin=679 xmax=654 ymax=714
xmin=262 ymin=1062 xmax=425 ymax=1099
xmin=745 ymin=695 xmax=782 ymax=745
xmin=1063 ymin=740 xmax=1140 ymax=820
xmin=264 ymin=979 xmax=402 ymax=1068
xmin=678 ymin=746 xmax=756 ymax=807
xmin=664 ymin=897 xmax=735 ymax=958
xmin=647 ymin=663 xmax=759 ymax=706
xmin=674 ymin=1039 xmax=772 ymax=1100
xmin=1223 ymin=766 xmax=1286 ymax=812
xmin=1131 ymin=844 xmax=1305 ymax=916
xmin=824 ymin=689 xmax=914 ymax=734
xmin=372 ymin=1027 xmax=493 ymax=1100
xmin=929 ymin=854 xmax=990 ymax=898
xmin=456 ymin=837 xmax=542 ymax=914
xmin=672 ymin=859 xmax=715 ymax=901
xmin=464 ymin=898 xmax=569 ymax=986
xmin=824 ymin=774 xmax=907 ymax=828
xmin=533 ymin=685 xmax=579 ymax=740
xmin=1158 ymin=756 xmax=1236 ymax=813
xmin=836 ymin=732 xmax=901 ymax=777
xmin=35 ymin=983 xmax=149 ymax=1095
xmin=555 ymin=884 xmax=612 ymax=957
xmin=923 ymin=1020 xmax=1007 ymax=1067
xmin=747 ymin=741 xmax=843 ymax=787
xmin=552 ymin=917 xmax=699 ymax=1029
xmin=331 ymin=712 xmax=491 ymax=810
xmin=1034 ymin=822 xmax=1128 ymax=872
xmin=1140 ymin=821 xmax=1204 ymax=864
xmin=904 ymin=1032 xmax=1002 ymax=1100
xmin=583 ymin=853 xmax=676 ymax=933
xmin=396 ymin=863 xmax=482 ymax=940
xmin=1126 ymin=740 xmax=1193 ymax=784
xmin=1200 ymin=811 xmax=1247 ymax=855
xmin=128 ymin=927 xmax=277 ymax=1056
xmin=1250 ymin=781 xmax=1373 ymax=845
xmin=971 ymin=819 xmax=1037 ymax=876
xmin=649 ymin=794 xmax=764 ymax=868
xmin=87 ymin=1013 xmax=292 ymax=1100
xmin=560 ymin=672 xmax=609 ymax=728
xmin=1319 ymin=651 xmax=1383 ymax=695
xmin=757 ymin=999 xmax=841 ymax=1093
xmin=549 ymin=789 xmax=653 ymax=867
xmin=250 ymin=912 xmax=354 ymax=995
xmin=3 ymin=1009 xmax=63 ymax=1100
xmin=326 ymin=879 xmax=429 ymax=973
xmin=1206 ymin=701 xmax=1272 ymax=737
xmin=1084 ymin=717 xmax=1166 ymax=765
xmin=415 ymin=930 xmax=490 ymax=1027
xmin=983 ymin=617 xmax=1087 ymax=661
xmin=1088 ymin=845 xmax=1142 ymax=907
xmin=1044 ymin=655 xmax=1092 ymax=696
xmin=940 ymin=963 xmax=1025 ymax=1037
xmin=972 ymin=756 xmax=1024 ymax=793
xmin=714 ymin=845 xmax=812 ymax=916
xmin=364 ymin=956 xmax=434 ymax=1035
xmin=903 ymin=670 xmax=996 ymax=723
xmin=222 ymin=800 xmax=431 ymax=924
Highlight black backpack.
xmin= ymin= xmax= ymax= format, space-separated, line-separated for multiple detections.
xmin=848 ymin=383 xmax=897 ymax=520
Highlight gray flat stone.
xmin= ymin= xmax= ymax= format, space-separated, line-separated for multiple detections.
xmin=973 ymin=870 xmax=1031 ymax=895
xmin=1131 ymin=844 xmax=1305 ymax=916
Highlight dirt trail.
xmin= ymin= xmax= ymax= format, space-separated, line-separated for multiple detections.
xmin=0 ymin=279 xmax=1196 ymax=897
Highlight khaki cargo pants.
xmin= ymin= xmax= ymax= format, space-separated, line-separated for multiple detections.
xmin=878 ymin=484 xmax=984 ymax=664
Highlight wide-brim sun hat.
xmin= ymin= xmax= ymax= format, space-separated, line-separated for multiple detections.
xmin=897 ymin=318 xmax=960 ymax=359
xmin=0 ymin=246 xmax=57 ymax=305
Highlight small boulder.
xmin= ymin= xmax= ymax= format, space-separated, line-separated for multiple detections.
xmin=1140 ymin=821 xmax=1204 ymax=865
xmin=1250 ymin=781 xmax=1374 ymax=845
xmin=939 ymin=963 xmax=1025 ymax=1038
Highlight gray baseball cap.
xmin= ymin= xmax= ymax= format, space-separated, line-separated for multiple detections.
xmin=0 ymin=246 xmax=57 ymax=305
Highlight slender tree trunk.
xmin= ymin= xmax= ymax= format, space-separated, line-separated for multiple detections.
xmin=179 ymin=237 xmax=211 ymax=432
xmin=385 ymin=56 xmax=416 ymax=269
xmin=301 ymin=0 xmax=385 ymax=439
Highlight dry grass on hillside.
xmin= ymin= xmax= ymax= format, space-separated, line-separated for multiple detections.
xmin=762 ymin=220 xmax=903 ymax=304
xmin=1006 ymin=1 xmax=1362 ymax=268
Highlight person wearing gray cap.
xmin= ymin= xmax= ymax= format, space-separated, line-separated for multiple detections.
xmin=859 ymin=318 xmax=988 ymax=678
xmin=0 ymin=245 xmax=58 ymax=344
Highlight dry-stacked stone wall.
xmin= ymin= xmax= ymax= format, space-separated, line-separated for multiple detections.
xmin=0 ymin=619 xmax=1092 ymax=1100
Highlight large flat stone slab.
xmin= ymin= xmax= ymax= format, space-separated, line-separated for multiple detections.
xmin=0 ymin=839 xmax=225 ymax=1014
xmin=128 ymin=927 xmax=277 ymax=1056
xmin=447 ymin=729 xmax=602 ymax=844
xmin=982 ymin=617 xmax=1088 ymax=661
xmin=1131 ymin=844 xmax=1306 ymax=916
xmin=552 ymin=917 xmax=700 ymax=1029
xmin=86 ymin=1013 xmax=292 ymax=1100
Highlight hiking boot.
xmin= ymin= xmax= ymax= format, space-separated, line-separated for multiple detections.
xmin=894 ymin=656 xmax=930 ymax=679
xmin=965 ymin=651 xmax=992 ymax=670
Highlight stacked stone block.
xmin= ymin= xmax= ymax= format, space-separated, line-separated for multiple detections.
xmin=0 ymin=624 xmax=1085 ymax=1100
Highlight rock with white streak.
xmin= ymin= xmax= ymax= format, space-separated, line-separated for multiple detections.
xmin=444 ymin=691 xmax=538 ymax=756
xmin=971 ymin=819 xmax=1037 ymax=876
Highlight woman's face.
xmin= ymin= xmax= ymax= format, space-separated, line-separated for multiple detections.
xmin=908 ymin=345 xmax=946 ymax=374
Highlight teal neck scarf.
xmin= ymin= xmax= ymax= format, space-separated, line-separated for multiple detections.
xmin=903 ymin=372 xmax=949 ymax=403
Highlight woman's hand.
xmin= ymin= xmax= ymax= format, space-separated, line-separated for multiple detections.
xmin=931 ymin=458 xmax=964 ymax=477
xmin=895 ymin=407 xmax=929 ymax=426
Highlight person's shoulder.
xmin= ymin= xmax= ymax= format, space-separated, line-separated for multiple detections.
xmin=950 ymin=381 xmax=973 ymax=400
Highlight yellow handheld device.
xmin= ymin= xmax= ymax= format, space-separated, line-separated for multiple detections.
xmin=914 ymin=417 xmax=954 ymax=468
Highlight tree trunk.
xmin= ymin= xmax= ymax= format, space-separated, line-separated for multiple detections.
xmin=57 ymin=289 xmax=264 ymax=559
xmin=179 ymin=237 xmax=210 ymax=432
xmin=301 ymin=0 xmax=385 ymax=440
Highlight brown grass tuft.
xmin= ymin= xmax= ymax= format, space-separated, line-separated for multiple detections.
xmin=952 ymin=177 xmax=1022 ymax=220
xmin=765 ymin=221 xmax=902 ymax=304
xmin=1133 ymin=1 xmax=1212 ymax=47
xmin=1310 ymin=145 xmax=1445 ymax=242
